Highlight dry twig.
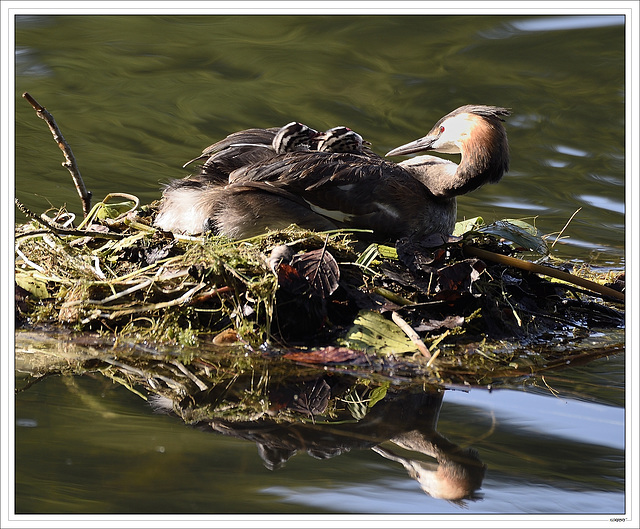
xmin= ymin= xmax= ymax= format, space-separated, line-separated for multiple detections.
xmin=391 ymin=311 xmax=431 ymax=359
xmin=22 ymin=92 xmax=92 ymax=217
xmin=551 ymin=208 xmax=582 ymax=248
xmin=15 ymin=198 xmax=124 ymax=240
xmin=463 ymin=245 xmax=624 ymax=302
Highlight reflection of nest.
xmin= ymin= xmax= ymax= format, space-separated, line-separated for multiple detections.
xmin=20 ymin=342 xmax=488 ymax=502
xmin=163 ymin=367 xmax=487 ymax=503
xmin=23 ymin=329 xmax=627 ymax=505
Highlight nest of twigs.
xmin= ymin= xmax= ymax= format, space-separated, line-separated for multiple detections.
xmin=14 ymin=92 xmax=624 ymax=387
xmin=14 ymin=189 xmax=625 ymax=387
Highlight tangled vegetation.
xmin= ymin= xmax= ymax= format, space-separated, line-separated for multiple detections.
xmin=15 ymin=92 xmax=624 ymax=389
xmin=15 ymin=189 xmax=624 ymax=388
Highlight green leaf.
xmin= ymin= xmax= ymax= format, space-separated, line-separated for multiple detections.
xmin=95 ymin=201 xmax=136 ymax=220
xmin=15 ymin=272 xmax=49 ymax=299
xmin=342 ymin=310 xmax=418 ymax=355
xmin=453 ymin=216 xmax=484 ymax=236
xmin=368 ymin=383 xmax=389 ymax=408
xmin=107 ymin=232 xmax=147 ymax=254
xmin=376 ymin=244 xmax=398 ymax=260
xmin=479 ymin=219 xmax=549 ymax=255
xmin=356 ymin=243 xmax=379 ymax=267
xmin=355 ymin=244 xmax=397 ymax=269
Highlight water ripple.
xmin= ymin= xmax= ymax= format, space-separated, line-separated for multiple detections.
xmin=579 ymin=194 xmax=625 ymax=214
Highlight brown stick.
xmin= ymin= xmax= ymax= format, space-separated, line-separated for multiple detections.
xmin=391 ymin=311 xmax=431 ymax=359
xmin=463 ymin=245 xmax=624 ymax=302
xmin=22 ymin=92 xmax=92 ymax=217
xmin=188 ymin=286 xmax=234 ymax=305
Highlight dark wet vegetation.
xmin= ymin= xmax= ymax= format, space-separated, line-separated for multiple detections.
xmin=15 ymin=192 xmax=624 ymax=388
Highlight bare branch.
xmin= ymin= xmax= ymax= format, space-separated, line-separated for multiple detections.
xmin=22 ymin=92 xmax=92 ymax=217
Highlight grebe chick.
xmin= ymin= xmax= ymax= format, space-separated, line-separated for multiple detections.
xmin=187 ymin=122 xmax=318 ymax=183
xmin=183 ymin=121 xmax=317 ymax=168
xmin=272 ymin=122 xmax=319 ymax=153
xmin=315 ymin=126 xmax=368 ymax=153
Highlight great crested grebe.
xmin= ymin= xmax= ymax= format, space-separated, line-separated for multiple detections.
xmin=154 ymin=105 xmax=510 ymax=240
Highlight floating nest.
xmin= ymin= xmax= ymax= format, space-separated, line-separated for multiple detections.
xmin=14 ymin=93 xmax=624 ymax=389
xmin=14 ymin=190 xmax=624 ymax=388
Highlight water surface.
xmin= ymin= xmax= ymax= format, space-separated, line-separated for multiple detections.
xmin=12 ymin=12 xmax=627 ymax=522
xmin=15 ymin=14 xmax=625 ymax=263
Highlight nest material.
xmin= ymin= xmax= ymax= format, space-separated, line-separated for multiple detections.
xmin=14 ymin=197 xmax=359 ymax=344
xmin=14 ymin=194 xmax=624 ymax=386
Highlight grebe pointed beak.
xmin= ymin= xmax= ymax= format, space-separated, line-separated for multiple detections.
xmin=386 ymin=134 xmax=437 ymax=157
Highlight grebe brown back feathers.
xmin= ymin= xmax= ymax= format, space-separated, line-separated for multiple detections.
xmin=155 ymin=122 xmax=318 ymax=233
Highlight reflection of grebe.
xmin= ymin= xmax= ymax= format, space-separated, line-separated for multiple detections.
xmin=154 ymin=105 xmax=510 ymax=240
xmin=373 ymin=432 xmax=486 ymax=502
xmin=190 ymin=387 xmax=487 ymax=503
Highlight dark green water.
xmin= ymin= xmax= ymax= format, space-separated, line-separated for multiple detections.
xmin=12 ymin=13 xmax=627 ymax=520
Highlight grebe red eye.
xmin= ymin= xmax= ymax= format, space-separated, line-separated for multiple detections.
xmin=439 ymin=126 xmax=445 ymax=134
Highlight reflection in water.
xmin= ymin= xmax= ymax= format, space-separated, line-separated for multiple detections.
xmin=578 ymin=194 xmax=625 ymax=214
xmin=15 ymin=46 xmax=52 ymax=77
xmin=17 ymin=337 xmax=486 ymax=504
xmin=188 ymin=389 xmax=486 ymax=503
xmin=509 ymin=16 xmax=625 ymax=33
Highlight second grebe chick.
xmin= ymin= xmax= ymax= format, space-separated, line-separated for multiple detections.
xmin=315 ymin=126 xmax=366 ymax=153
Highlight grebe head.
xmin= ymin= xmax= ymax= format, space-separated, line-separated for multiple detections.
xmin=386 ymin=105 xmax=510 ymax=191
xmin=315 ymin=126 xmax=366 ymax=153
xmin=387 ymin=105 xmax=509 ymax=157
xmin=272 ymin=122 xmax=318 ymax=154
